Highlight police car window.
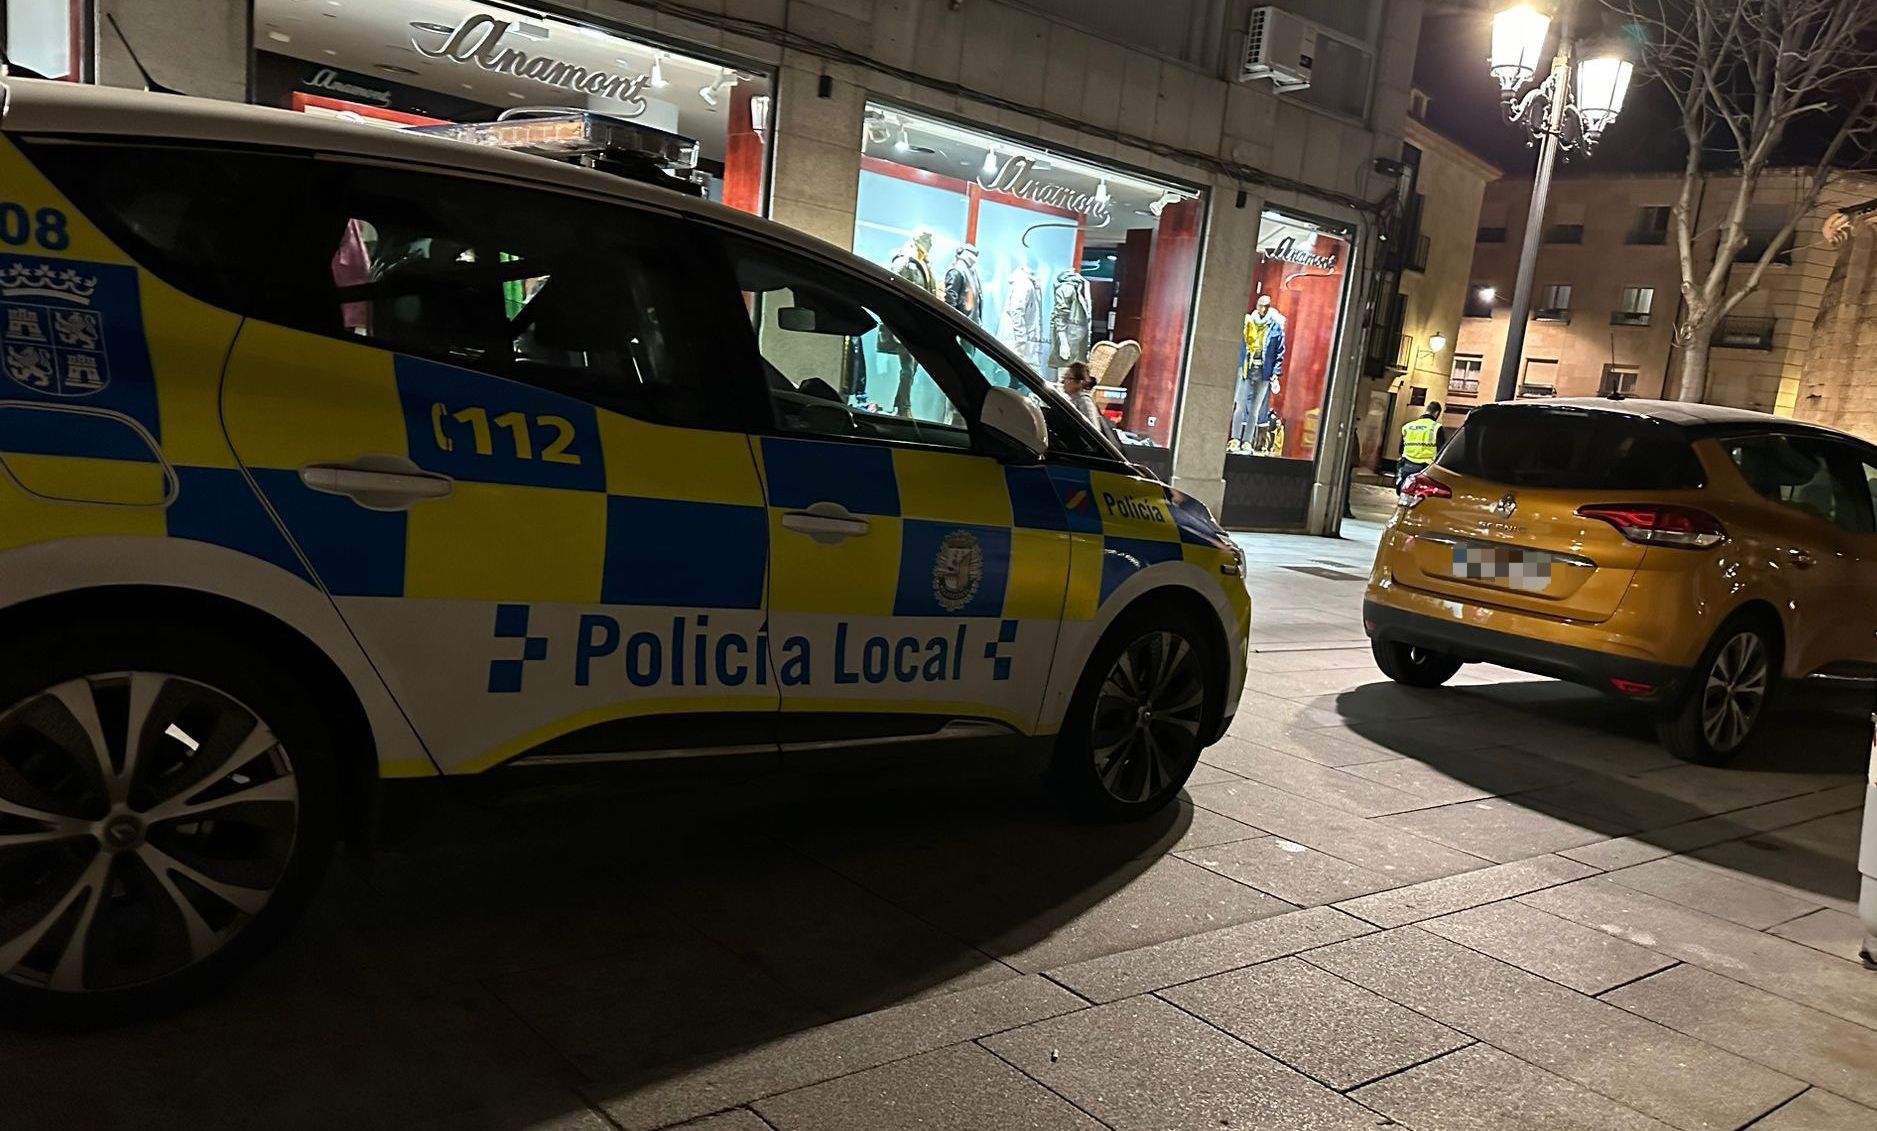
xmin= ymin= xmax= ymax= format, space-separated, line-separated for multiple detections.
xmin=300 ymin=165 xmax=742 ymax=429
xmin=726 ymin=242 xmax=974 ymax=451
xmin=956 ymin=341 xmax=1113 ymax=459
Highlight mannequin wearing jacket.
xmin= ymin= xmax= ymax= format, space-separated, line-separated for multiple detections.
xmin=997 ymin=265 xmax=1047 ymax=372
xmin=880 ymin=229 xmax=936 ymax=413
xmin=943 ymin=244 xmax=983 ymax=324
xmin=1047 ymin=270 xmax=1092 ymax=370
xmin=1230 ymin=294 xmax=1286 ymax=452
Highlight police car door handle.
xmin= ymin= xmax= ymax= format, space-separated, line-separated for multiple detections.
xmin=300 ymin=456 xmax=454 ymax=512
xmin=781 ymin=502 xmax=870 ymax=544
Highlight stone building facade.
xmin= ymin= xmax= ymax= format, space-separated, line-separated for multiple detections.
xmin=38 ymin=0 xmax=1428 ymax=532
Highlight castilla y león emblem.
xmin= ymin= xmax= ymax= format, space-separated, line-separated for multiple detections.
xmin=932 ymin=530 xmax=984 ymax=612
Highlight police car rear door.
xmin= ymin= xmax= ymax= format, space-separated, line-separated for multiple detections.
xmin=218 ymin=158 xmax=781 ymax=773
xmin=715 ymin=232 xmax=1071 ymax=749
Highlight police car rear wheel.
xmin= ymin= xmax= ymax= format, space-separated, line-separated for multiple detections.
xmin=0 ymin=627 xmax=338 ymax=1026
xmin=1054 ymin=608 xmax=1215 ymax=820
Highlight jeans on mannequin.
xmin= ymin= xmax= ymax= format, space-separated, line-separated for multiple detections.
xmin=894 ymin=353 xmax=917 ymax=416
xmin=1232 ymin=373 xmax=1273 ymax=444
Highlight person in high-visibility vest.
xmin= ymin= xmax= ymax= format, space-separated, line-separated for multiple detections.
xmin=1398 ymin=402 xmax=1444 ymax=486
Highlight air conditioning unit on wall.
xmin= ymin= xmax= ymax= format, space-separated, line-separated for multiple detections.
xmin=1241 ymin=6 xmax=1317 ymax=92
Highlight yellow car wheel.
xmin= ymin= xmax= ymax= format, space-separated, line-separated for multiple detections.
xmin=1657 ymin=616 xmax=1778 ymax=765
xmin=1371 ymin=639 xmax=1463 ymax=689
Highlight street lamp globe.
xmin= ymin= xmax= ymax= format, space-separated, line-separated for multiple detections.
xmin=1429 ymin=333 xmax=1449 ymax=354
xmin=1489 ymin=4 xmax=1552 ymax=96
xmin=1573 ymin=52 xmax=1634 ymax=145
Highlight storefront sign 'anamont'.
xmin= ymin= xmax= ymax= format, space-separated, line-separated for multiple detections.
xmin=1261 ymin=234 xmax=1339 ymax=270
xmin=413 ymin=14 xmax=651 ymax=114
xmin=980 ymin=155 xmax=1113 ymax=227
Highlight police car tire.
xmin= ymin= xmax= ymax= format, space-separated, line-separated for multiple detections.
xmin=1049 ymin=603 xmax=1216 ymax=821
xmin=0 ymin=618 xmax=340 ymax=1028
xmin=1371 ymin=639 xmax=1463 ymax=689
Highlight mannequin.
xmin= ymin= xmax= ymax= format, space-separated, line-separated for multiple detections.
xmin=1047 ymin=270 xmax=1092 ymax=370
xmin=880 ymin=229 xmax=936 ymax=414
xmin=943 ymin=244 xmax=983 ymax=324
xmin=998 ymin=264 xmax=1046 ymax=373
xmin=1230 ymin=293 xmax=1286 ymax=453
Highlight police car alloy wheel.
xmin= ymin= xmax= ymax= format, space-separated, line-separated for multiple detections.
xmin=1053 ymin=606 xmax=1217 ymax=819
xmin=0 ymin=626 xmax=338 ymax=1024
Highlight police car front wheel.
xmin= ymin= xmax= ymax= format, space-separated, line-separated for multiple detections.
xmin=0 ymin=622 xmax=339 ymax=1026
xmin=1052 ymin=605 xmax=1217 ymax=819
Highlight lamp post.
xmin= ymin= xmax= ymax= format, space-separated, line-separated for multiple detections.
xmin=1487 ymin=1 xmax=1634 ymax=402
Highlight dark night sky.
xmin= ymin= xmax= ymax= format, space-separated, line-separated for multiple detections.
xmin=1412 ymin=9 xmax=1700 ymax=177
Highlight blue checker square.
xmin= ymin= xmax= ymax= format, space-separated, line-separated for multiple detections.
xmin=493 ymin=603 xmax=530 ymax=638
xmin=602 ymin=495 xmax=766 ymax=608
xmin=1005 ymin=465 xmax=1068 ymax=531
xmin=760 ymin=436 xmax=899 ymax=515
xmin=1045 ymin=465 xmax=1104 ymax=534
xmin=982 ymin=618 xmax=1019 ymax=681
xmin=249 ymin=467 xmax=406 ymax=597
xmin=523 ymin=635 xmax=548 ymax=661
xmin=165 ymin=466 xmax=311 ymax=583
xmin=487 ymin=659 xmax=526 ymax=694
xmin=1099 ymin=535 xmax=1185 ymax=603
xmin=894 ymin=519 xmax=1011 ymax=618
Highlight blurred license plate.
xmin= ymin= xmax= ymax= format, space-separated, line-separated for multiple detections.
xmin=1452 ymin=546 xmax=1551 ymax=590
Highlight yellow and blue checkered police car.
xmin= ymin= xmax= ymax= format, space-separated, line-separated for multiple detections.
xmin=0 ymin=79 xmax=1249 ymax=1020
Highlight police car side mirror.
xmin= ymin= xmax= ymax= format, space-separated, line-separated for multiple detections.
xmin=981 ymin=386 xmax=1048 ymax=462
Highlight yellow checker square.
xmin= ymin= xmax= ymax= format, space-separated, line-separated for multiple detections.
xmin=1063 ymin=533 xmax=1105 ymax=622
xmin=145 ymin=285 xmax=244 ymax=470
xmin=405 ymin=482 xmax=606 ymax=602
xmin=1088 ymin=470 xmax=1181 ymax=542
xmin=1003 ymin=526 xmax=1071 ymax=620
xmin=892 ymin=449 xmax=1014 ymax=526
xmin=222 ymin=325 xmax=406 ymax=469
xmin=599 ymin=415 xmax=764 ymax=506
xmin=768 ymin=511 xmax=902 ymax=614
xmin=0 ymin=481 xmax=165 ymax=551
xmin=1 ymin=453 xmax=168 ymax=507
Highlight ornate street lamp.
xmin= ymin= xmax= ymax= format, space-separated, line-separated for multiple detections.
xmin=1487 ymin=1 xmax=1634 ymax=401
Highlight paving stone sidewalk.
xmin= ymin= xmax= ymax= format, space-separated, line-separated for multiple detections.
xmin=3 ymin=521 xmax=1872 ymax=1131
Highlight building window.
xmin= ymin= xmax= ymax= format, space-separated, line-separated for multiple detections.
xmin=1534 ymin=284 xmax=1572 ymax=322
xmin=1734 ymin=204 xmax=1793 ymax=265
xmin=1477 ymin=225 xmax=1507 ymax=243
xmin=1599 ymin=365 xmax=1639 ymax=395
xmin=853 ymin=103 xmax=1203 ymax=452
xmin=1611 ymin=286 xmax=1653 ymax=326
xmin=1448 ymin=354 xmax=1483 ymax=398
xmin=1476 ymin=200 xmax=1509 ymax=244
xmin=1463 ymin=283 xmax=1495 ymax=319
xmin=1627 ymin=206 xmax=1671 ymax=245
xmin=1520 ymin=359 xmax=1558 ymax=398
xmin=1543 ymin=223 xmax=1584 ymax=244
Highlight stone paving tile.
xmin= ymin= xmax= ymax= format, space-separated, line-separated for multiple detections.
xmin=1246 ymin=647 xmax=1375 ymax=673
xmin=1523 ymin=770 xmax=1850 ymax=839
xmin=1377 ymin=798 xmax=1618 ymax=863
xmin=1160 ymin=802 xmax=1269 ymax=851
xmin=1289 ymin=684 xmax=1462 ymax=722
xmin=586 ymin=975 xmax=1085 ymax=1131
xmin=1190 ymin=742 xmax=1436 ymax=817
xmin=982 ymin=995 xmax=1387 ymax=1130
xmin=1225 ymin=688 xmax=1355 ymax=736
xmin=1769 ymin=908 xmax=1868 ymax=963
xmin=1603 ymin=856 xmax=1822 ymax=930
xmin=1303 ymin=927 xmax=1803 ymax=1131
xmin=754 ymin=1043 xmax=1101 ymax=1131
xmin=1558 ymin=783 xmax=1865 ymax=871
xmin=1350 ymin=1043 xmax=1675 ymax=1131
xmin=1748 ymin=1089 xmax=1877 ymax=1131
xmin=1503 ymin=734 xmax=1685 ymax=776
xmin=1184 ymin=760 xmax=1245 ymax=787
xmin=666 ymin=1110 xmax=774 ymax=1131
xmin=1419 ymin=900 xmax=1675 ymax=996
xmin=1334 ymin=854 xmax=1597 ymax=928
xmin=1189 ymin=778 xmax=1490 ymax=883
xmin=1207 ymin=726 xmax=1407 ymax=769
xmin=1162 ymin=956 xmax=1470 ymax=1089
xmin=1337 ymin=745 xmax=1580 ymax=806
xmin=1692 ymin=812 xmax=1862 ymax=915
xmin=1606 ymin=964 xmax=1877 ymax=1110
xmin=1176 ymin=835 xmax=1397 ymax=906
xmin=1522 ymin=878 xmax=1877 ymax=1032
xmin=1045 ymin=905 xmax=1375 ymax=1003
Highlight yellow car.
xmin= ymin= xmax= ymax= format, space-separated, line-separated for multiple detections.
xmin=0 ymin=80 xmax=1249 ymax=1021
xmin=1365 ymin=398 xmax=1877 ymax=762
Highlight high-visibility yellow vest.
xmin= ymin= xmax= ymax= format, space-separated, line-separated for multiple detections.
xmin=1401 ymin=417 xmax=1441 ymax=464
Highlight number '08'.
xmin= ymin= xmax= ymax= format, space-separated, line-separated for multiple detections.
xmin=0 ymin=204 xmax=72 ymax=251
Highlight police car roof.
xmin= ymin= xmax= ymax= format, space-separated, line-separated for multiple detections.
xmin=0 ymin=77 xmax=860 ymax=282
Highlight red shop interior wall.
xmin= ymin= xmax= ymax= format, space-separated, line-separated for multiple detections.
xmin=1125 ymin=198 xmax=1201 ymax=445
xmin=1255 ymin=233 xmax=1347 ymax=459
xmin=722 ymin=88 xmax=765 ymax=216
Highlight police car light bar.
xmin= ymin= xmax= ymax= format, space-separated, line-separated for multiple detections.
xmin=411 ymin=109 xmax=706 ymax=196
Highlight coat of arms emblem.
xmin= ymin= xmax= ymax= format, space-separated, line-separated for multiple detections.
xmin=931 ymin=530 xmax=984 ymax=612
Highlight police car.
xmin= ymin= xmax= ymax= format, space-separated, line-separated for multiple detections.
xmin=0 ymin=79 xmax=1250 ymax=1020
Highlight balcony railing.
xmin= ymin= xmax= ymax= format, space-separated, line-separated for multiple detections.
xmin=1625 ymin=228 xmax=1668 ymax=245
xmin=1610 ymin=310 xmax=1652 ymax=326
xmin=1713 ymin=315 xmax=1775 ymax=350
xmin=1533 ymin=307 xmax=1573 ymax=323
